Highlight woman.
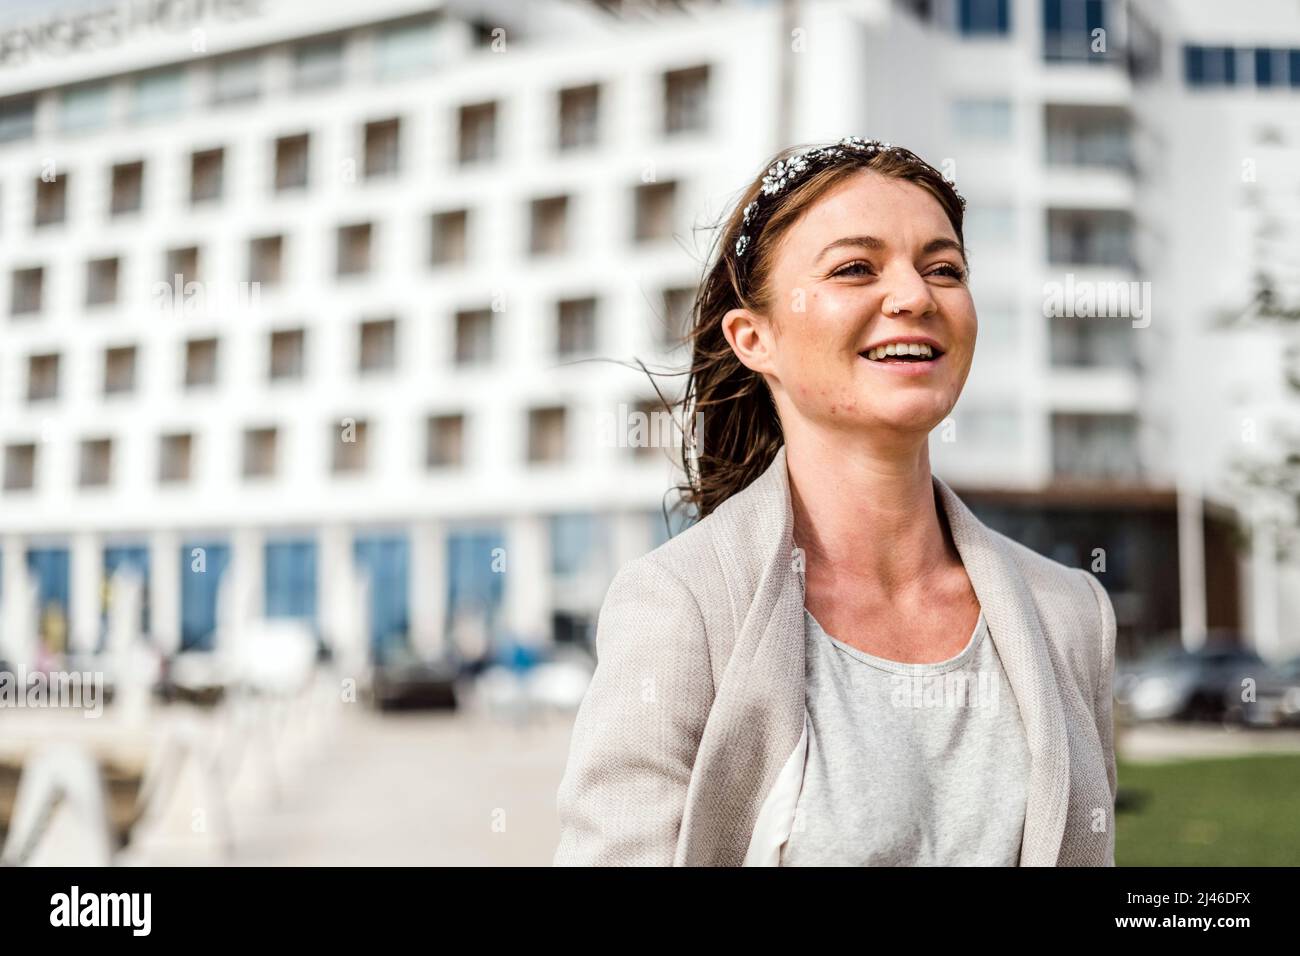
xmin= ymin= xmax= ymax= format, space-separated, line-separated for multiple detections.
xmin=553 ymin=137 xmax=1118 ymax=867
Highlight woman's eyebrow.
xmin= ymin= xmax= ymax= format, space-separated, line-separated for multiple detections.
xmin=814 ymin=235 xmax=964 ymax=264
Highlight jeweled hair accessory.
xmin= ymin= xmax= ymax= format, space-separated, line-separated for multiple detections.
xmin=733 ymin=136 xmax=967 ymax=260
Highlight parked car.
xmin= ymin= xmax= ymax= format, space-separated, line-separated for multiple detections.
xmin=1237 ymin=656 xmax=1300 ymax=728
xmin=1116 ymin=639 xmax=1276 ymax=724
xmin=369 ymin=643 xmax=458 ymax=711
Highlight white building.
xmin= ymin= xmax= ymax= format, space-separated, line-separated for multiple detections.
xmin=0 ymin=0 xmax=1296 ymax=668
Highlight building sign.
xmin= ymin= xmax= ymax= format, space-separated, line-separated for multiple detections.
xmin=0 ymin=0 xmax=264 ymax=68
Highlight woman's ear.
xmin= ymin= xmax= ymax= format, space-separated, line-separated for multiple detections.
xmin=721 ymin=307 xmax=776 ymax=376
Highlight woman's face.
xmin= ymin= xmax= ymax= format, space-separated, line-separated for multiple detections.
xmin=725 ymin=169 xmax=977 ymax=444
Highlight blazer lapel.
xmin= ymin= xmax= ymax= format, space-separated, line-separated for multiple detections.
xmin=675 ymin=447 xmax=806 ymax=866
xmin=676 ymin=447 xmax=1070 ymax=867
xmin=932 ymin=474 xmax=1071 ymax=866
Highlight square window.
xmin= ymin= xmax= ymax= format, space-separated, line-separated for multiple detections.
xmin=527 ymin=407 xmax=566 ymax=464
xmin=164 ymin=245 xmax=200 ymax=285
xmin=79 ymin=438 xmax=113 ymax=487
xmin=35 ymin=174 xmax=67 ymax=227
xmin=130 ymin=67 xmax=186 ymax=121
xmin=293 ymin=38 xmax=344 ymax=91
xmin=530 ymin=195 xmax=568 ymax=256
xmin=364 ymin=117 xmax=401 ymax=178
xmin=274 ymin=133 xmax=309 ymax=191
xmin=11 ymin=266 xmax=44 ymax=315
xmin=0 ymin=94 xmax=36 ymax=142
xmin=269 ymin=329 xmax=306 ymax=381
xmin=249 ymin=235 xmax=284 ymax=286
xmin=358 ymin=318 xmax=397 ymax=373
xmin=454 ymin=308 xmax=493 ymax=365
xmin=104 ymin=345 xmax=137 ymax=395
xmin=426 ymin=414 xmax=465 ymax=468
xmin=212 ymin=54 xmax=261 ymax=105
xmin=243 ymin=427 xmax=278 ymax=478
xmin=557 ymin=297 xmax=598 ymax=357
xmin=663 ymin=66 xmax=709 ymax=135
xmin=110 ymin=160 xmax=144 ymax=215
xmin=184 ymin=337 xmax=219 ymax=388
xmin=337 ymin=223 xmax=372 ymax=276
xmin=4 ymin=443 xmax=36 ymax=491
xmin=331 ymin=419 xmax=368 ymax=473
xmin=86 ymin=257 xmax=120 ymax=306
xmin=375 ymin=20 xmax=435 ymax=80
xmin=431 ymin=209 xmax=469 ymax=265
xmin=458 ymin=102 xmax=497 ymax=164
xmin=190 ymin=148 xmax=224 ymax=203
xmin=634 ymin=181 xmax=676 ymax=243
xmin=159 ymin=433 xmax=193 ymax=484
xmin=27 ymin=353 xmax=59 ymax=402
xmin=558 ymin=84 xmax=599 ymax=151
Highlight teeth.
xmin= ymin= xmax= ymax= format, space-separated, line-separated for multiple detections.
xmin=865 ymin=342 xmax=935 ymax=361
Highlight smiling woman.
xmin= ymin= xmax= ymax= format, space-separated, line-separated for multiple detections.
xmin=554 ymin=138 xmax=1118 ymax=868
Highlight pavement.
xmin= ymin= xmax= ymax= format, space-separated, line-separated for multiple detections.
xmin=11 ymin=702 xmax=1300 ymax=866
xmin=217 ymin=712 xmax=1300 ymax=866
xmin=217 ymin=708 xmax=576 ymax=866
xmin=1117 ymin=720 xmax=1300 ymax=762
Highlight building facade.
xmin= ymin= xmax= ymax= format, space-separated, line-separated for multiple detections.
xmin=0 ymin=0 xmax=1297 ymax=667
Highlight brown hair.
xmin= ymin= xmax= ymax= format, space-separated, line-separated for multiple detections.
xmin=669 ymin=141 xmax=968 ymax=521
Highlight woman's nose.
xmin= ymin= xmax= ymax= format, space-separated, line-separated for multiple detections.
xmin=882 ymin=274 xmax=936 ymax=318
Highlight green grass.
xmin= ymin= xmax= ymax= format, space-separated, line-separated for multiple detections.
xmin=1115 ymin=754 xmax=1300 ymax=866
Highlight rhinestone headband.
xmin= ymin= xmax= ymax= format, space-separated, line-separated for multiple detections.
xmin=733 ymin=136 xmax=967 ymax=261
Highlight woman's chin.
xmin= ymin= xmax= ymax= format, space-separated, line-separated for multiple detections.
xmin=819 ymin=405 xmax=950 ymax=437
xmin=861 ymin=397 xmax=953 ymax=433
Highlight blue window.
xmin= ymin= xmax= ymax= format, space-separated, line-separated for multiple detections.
xmin=1291 ymin=49 xmax=1300 ymax=87
xmin=1084 ymin=0 xmax=1105 ymax=36
xmin=649 ymin=506 xmax=695 ymax=549
xmin=1255 ymin=49 xmax=1276 ymax=86
xmin=550 ymin=513 xmax=608 ymax=577
xmin=265 ymin=537 xmax=317 ymax=628
xmin=27 ymin=547 xmax=71 ymax=652
xmin=959 ymin=0 xmax=1009 ymax=35
xmin=1185 ymin=45 xmax=1238 ymax=86
xmin=180 ymin=540 xmax=230 ymax=651
xmin=447 ymin=529 xmax=505 ymax=643
xmin=0 ymin=94 xmax=36 ymax=143
xmin=1043 ymin=0 xmax=1112 ymax=62
xmin=103 ymin=545 xmax=151 ymax=648
xmin=1223 ymin=46 xmax=1237 ymax=84
xmin=131 ymin=67 xmax=186 ymax=121
xmin=353 ymin=533 xmax=409 ymax=663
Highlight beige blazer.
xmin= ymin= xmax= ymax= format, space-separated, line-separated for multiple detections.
xmin=553 ymin=445 xmax=1118 ymax=866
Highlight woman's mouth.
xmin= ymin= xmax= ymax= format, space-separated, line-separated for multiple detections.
xmin=858 ymin=340 xmax=945 ymax=373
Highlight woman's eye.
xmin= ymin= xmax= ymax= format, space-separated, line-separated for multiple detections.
xmin=931 ymin=263 xmax=967 ymax=281
xmin=832 ymin=261 xmax=873 ymax=278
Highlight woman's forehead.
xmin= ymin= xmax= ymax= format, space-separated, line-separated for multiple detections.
xmin=776 ymin=175 xmax=959 ymax=264
xmin=803 ymin=172 xmax=951 ymax=231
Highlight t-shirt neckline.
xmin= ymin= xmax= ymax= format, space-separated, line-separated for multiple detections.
xmin=804 ymin=607 xmax=987 ymax=675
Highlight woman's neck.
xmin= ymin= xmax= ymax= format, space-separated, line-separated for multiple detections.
xmin=785 ymin=425 xmax=956 ymax=592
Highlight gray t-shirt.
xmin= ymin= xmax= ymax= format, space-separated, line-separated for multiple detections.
xmin=779 ymin=607 xmax=1030 ymax=866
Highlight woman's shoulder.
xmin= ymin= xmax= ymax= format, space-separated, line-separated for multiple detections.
xmin=979 ymin=520 xmax=1100 ymax=608
xmin=614 ymin=507 xmax=727 ymax=600
xmin=977 ymin=521 xmax=1115 ymax=688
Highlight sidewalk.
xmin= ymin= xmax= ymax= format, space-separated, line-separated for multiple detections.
xmin=220 ymin=708 xmax=576 ymax=866
xmin=1119 ymin=721 xmax=1300 ymax=762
